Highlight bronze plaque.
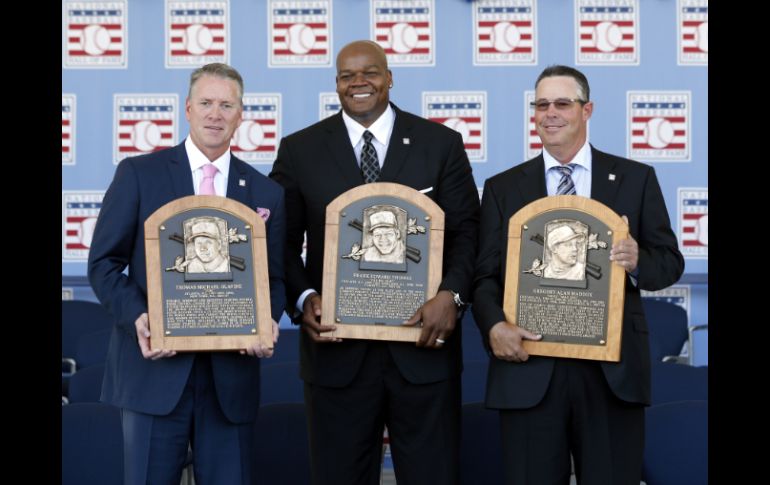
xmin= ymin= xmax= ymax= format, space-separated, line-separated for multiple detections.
xmin=503 ymin=196 xmax=627 ymax=362
xmin=144 ymin=195 xmax=273 ymax=352
xmin=322 ymin=183 xmax=444 ymax=342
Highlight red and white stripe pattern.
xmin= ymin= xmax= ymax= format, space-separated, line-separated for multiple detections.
xmin=64 ymin=1 xmax=127 ymax=68
xmin=678 ymin=188 xmax=707 ymax=258
xmin=423 ymin=92 xmax=486 ymax=161
xmin=678 ymin=0 xmax=707 ymax=65
xmin=166 ymin=1 xmax=228 ymax=67
xmin=230 ymin=94 xmax=281 ymax=164
xmin=523 ymin=91 xmax=542 ymax=159
xmin=62 ymin=95 xmax=76 ymax=165
xmin=269 ymin=0 xmax=332 ymax=67
xmin=473 ymin=0 xmax=536 ymax=65
xmin=62 ymin=191 xmax=104 ymax=261
xmin=114 ymin=94 xmax=178 ymax=164
xmin=576 ymin=0 xmax=638 ymax=65
xmin=373 ymin=0 xmax=434 ymax=66
xmin=628 ymin=92 xmax=690 ymax=161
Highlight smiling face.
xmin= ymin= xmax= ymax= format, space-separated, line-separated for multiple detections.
xmin=335 ymin=41 xmax=393 ymax=127
xmin=185 ymin=74 xmax=243 ymax=161
xmin=372 ymin=227 xmax=399 ymax=255
xmin=552 ymin=238 xmax=579 ymax=266
xmin=534 ymin=76 xmax=593 ymax=163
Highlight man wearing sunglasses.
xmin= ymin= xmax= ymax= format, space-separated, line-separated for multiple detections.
xmin=472 ymin=65 xmax=684 ymax=484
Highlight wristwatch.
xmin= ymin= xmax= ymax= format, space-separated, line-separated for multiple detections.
xmin=448 ymin=290 xmax=465 ymax=308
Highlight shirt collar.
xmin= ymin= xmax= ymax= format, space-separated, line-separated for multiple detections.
xmin=543 ymin=140 xmax=592 ymax=174
xmin=185 ymin=136 xmax=231 ymax=178
xmin=341 ymin=104 xmax=395 ymax=147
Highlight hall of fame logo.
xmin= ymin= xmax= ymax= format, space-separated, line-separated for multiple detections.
xmin=678 ymin=188 xmax=707 ymax=258
xmin=62 ymin=288 xmax=75 ymax=300
xmin=114 ymin=95 xmax=178 ymax=164
xmin=523 ymin=91 xmax=541 ymax=159
xmin=63 ymin=191 xmax=105 ymax=261
xmin=641 ymin=285 xmax=691 ymax=322
xmin=628 ymin=91 xmax=690 ymax=161
xmin=423 ymin=92 xmax=486 ymax=162
xmin=319 ymin=92 xmax=340 ymax=120
xmin=268 ymin=0 xmax=332 ymax=67
xmin=165 ymin=1 xmax=229 ymax=68
xmin=472 ymin=0 xmax=536 ymax=65
xmin=576 ymin=0 xmax=638 ymax=65
xmin=63 ymin=1 xmax=127 ymax=68
xmin=230 ymin=94 xmax=281 ymax=164
xmin=373 ymin=0 xmax=435 ymax=66
xmin=62 ymin=95 xmax=76 ymax=165
xmin=677 ymin=0 xmax=707 ymax=66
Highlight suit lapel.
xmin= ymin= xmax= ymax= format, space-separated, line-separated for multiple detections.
xmin=379 ymin=104 xmax=412 ymax=182
xmin=324 ymin=113 xmax=365 ymax=186
xmin=517 ymin=156 xmax=548 ymax=204
xmin=589 ymin=146 xmax=622 ymax=207
xmin=226 ymin=155 xmax=249 ymax=204
xmin=168 ymin=143 xmax=195 ymax=198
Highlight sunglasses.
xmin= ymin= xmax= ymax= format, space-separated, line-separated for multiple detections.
xmin=530 ymin=98 xmax=586 ymax=111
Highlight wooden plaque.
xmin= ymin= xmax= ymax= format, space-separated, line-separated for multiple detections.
xmin=144 ymin=195 xmax=273 ymax=352
xmin=503 ymin=196 xmax=627 ymax=362
xmin=322 ymin=183 xmax=444 ymax=342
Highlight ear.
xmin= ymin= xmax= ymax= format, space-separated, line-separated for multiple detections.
xmin=582 ymin=101 xmax=594 ymax=122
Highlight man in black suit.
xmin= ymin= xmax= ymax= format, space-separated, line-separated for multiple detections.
xmin=270 ymin=40 xmax=479 ymax=485
xmin=472 ymin=65 xmax=684 ymax=484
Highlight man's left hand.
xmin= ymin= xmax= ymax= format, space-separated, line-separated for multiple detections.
xmin=609 ymin=215 xmax=639 ymax=273
xmin=403 ymin=290 xmax=457 ymax=349
xmin=241 ymin=319 xmax=279 ymax=358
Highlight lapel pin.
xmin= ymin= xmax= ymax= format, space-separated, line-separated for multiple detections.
xmin=403 ymin=138 xmax=410 ymax=145
xmin=608 ymin=174 xmax=616 ymax=181
xmin=239 ymin=179 xmax=246 ymax=186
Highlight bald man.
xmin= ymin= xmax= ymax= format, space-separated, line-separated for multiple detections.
xmin=270 ymin=40 xmax=479 ymax=485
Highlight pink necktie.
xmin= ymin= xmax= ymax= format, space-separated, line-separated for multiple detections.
xmin=199 ymin=163 xmax=218 ymax=195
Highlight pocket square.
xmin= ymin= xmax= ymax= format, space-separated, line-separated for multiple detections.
xmin=256 ymin=207 xmax=271 ymax=222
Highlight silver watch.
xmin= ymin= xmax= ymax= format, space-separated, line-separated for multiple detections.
xmin=449 ymin=290 xmax=465 ymax=308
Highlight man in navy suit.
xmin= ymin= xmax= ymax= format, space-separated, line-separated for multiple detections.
xmin=88 ymin=63 xmax=286 ymax=485
xmin=472 ymin=65 xmax=684 ymax=484
xmin=270 ymin=40 xmax=479 ymax=485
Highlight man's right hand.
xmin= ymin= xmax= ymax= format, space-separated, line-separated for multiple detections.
xmin=488 ymin=321 xmax=542 ymax=363
xmin=301 ymin=293 xmax=342 ymax=343
xmin=135 ymin=313 xmax=177 ymax=360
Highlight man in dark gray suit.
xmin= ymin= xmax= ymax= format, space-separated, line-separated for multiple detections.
xmin=270 ymin=40 xmax=479 ymax=485
xmin=473 ymin=65 xmax=684 ymax=484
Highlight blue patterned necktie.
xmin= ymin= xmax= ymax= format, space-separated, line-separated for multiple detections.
xmin=554 ymin=163 xmax=577 ymax=195
xmin=360 ymin=130 xmax=380 ymax=183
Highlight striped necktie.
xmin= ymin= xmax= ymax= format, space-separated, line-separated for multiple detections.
xmin=554 ymin=163 xmax=577 ymax=195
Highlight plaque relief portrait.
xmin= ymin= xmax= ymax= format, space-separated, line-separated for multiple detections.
xmin=185 ymin=217 xmax=231 ymax=273
xmin=362 ymin=207 xmax=406 ymax=264
xmin=543 ymin=221 xmax=588 ymax=281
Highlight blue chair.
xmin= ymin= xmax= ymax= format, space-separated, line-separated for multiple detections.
xmin=68 ymin=363 xmax=105 ymax=403
xmin=641 ymin=299 xmax=688 ymax=363
xmin=254 ymin=403 xmax=311 ymax=484
xmin=460 ymin=402 xmax=504 ymax=485
xmin=650 ymin=361 xmax=708 ymax=405
xmin=461 ymin=307 xmax=489 ymax=362
xmin=643 ymin=400 xmax=708 ymax=485
xmin=62 ymin=402 xmax=123 ymax=485
xmin=75 ymin=327 xmax=112 ymax=369
xmin=461 ymin=359 xmax=488 ymax=404
xmin=259 ymin=360 xmax=303 ymax=404
xmin=62 ymin=300 xmax=114 ymax=360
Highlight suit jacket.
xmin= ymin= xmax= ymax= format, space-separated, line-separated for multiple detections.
xmin=472 ymin=146 xmax=684 ymax=408
xmin=87 ymin=142 xmax=286 ymax=423
xmin=270 ymin=103 xmax=480 ymax=387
